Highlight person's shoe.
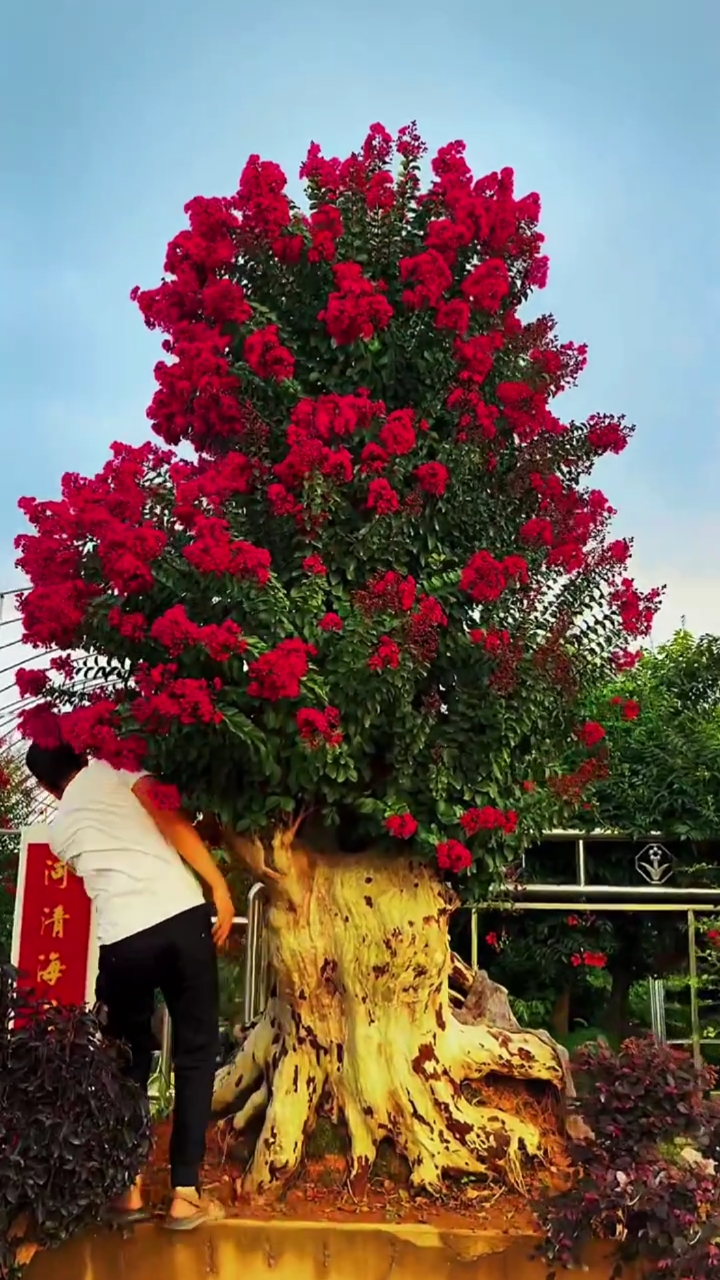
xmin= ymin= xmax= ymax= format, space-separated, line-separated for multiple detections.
xmin=163 ymin=1187 xmax=225 ymax=1232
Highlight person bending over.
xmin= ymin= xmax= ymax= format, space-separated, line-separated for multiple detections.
xmin=26 ymin=741 xmax=235 ymax=1231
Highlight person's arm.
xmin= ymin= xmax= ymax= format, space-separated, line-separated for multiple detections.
xmin=132 ymin=776 xmax=235 ymax=946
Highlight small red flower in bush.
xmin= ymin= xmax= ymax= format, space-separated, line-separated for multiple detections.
xmin=485 ymin=931 xmax=499 ymax=949
xmin=302 ymin=553 xmax=327 ymax=576
xmin=247 ymin=638 xmax=315 ymax=700
xmin=379 ymin=409 xmax=417 ymax=456
xmin=576 ymin=720 xmax=606 ymax=748
xmin=296 ymin=706 xmax=343 ymax=748
xmin=368 ymin=636 xmax=401 ymax=671
xmin=385 ymin=813 xmax=418 ymax=839
xmin=244 ymin=324 xmax=295 ymax=381
xmin=414 ymin=461 xmax=449 ymax=496
xmin=318 ymin=612 xmax=343 ymax=632
xmin=15 ymin=668 xmax=50 ymax=699
xmin=622 ymin=698 xmax=640 ymax=720
xmin=366 ymin=477 xmax=400 ymax=516
xmin=436 ymin=839 xmax=472 ymax=873
xmin=460 ymin=806 xmax=516 ymax=835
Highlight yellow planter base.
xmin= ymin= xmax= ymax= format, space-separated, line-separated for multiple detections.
xmin=27 ymin=1218 xmax=629 ymax=1280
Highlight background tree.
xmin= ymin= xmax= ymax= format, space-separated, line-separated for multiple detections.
xmin=479 ymin=630 xmax=720 ymax=1045
xmin=14 ymin=124 xmax=659 ymax=1196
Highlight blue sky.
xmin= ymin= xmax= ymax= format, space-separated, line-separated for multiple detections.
xmin=1 ymin=0 xmax=718 ymax=639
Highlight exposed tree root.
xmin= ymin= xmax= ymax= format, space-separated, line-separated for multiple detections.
xmin=213 ymin=833 xmax=568 ymax=1197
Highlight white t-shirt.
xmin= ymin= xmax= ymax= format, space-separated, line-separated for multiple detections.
xmin=49 ymin=760 xmax=205 ymax=947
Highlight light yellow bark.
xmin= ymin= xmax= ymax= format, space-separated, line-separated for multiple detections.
xmin=213 ymin=832 xmax=564 ymax=1196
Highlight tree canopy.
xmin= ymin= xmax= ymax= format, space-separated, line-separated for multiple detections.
xmin=14 ymin=123 xmax=660 ymax=892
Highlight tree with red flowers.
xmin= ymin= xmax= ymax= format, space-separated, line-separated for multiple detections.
xmin=15 ymin=124 xmax=660 ymax=1195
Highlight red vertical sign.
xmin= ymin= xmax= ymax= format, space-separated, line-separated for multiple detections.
xmin=11 ymin=827 xmax=96 ymax=1006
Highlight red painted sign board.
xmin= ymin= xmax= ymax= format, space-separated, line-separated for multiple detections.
xmin=11 ymin=826 xmax=97 ymax=1007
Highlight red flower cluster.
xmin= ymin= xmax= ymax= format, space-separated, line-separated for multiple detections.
xmin=610 ymin=578 xmax=663 ymax=638
xmin=184 ymin=516 xmax=272 ymax=584
xmin=15 ymin=668 xmax=50 ymax=699
xmin=385 ymin=812 xmax=418 ymax=839
xmin=461 ymin=259 xmax=510 ymax=313
xmin=366 ymin=477 xmax=400 ymax=515
xmin=289 ymin=390 xmax=384 ymax=443
xmin=612 ymin=648 xmax=643 ymax=671
xmin=355 ymin=571 xmax=417 ymax=615
xmin=133 ymin=664 xmax=223 ymax=729
xmin=406 ymin=594 xmax=448 ymax=663
xmin=319 ymin=262 xmax=393 ymax=345
xmin=414 ymin=461 xmax=449 ymax=496
xmin=108 ymin=607 xmax=147 ymax=641
xmin=247 ymin=638 xmax=315 ymax=700
xmin=379 ymin=408 xmax=417 ymax=456
xmin=460 ymin=551 xmax=528 ymax=603
xmin=570 ymin=951 xmax=607 ymax=969
xmin=368 ymin=636 xmax=401 ymax=671
xmin=576 ymin=720 xmax=606 ymax=748
xmin=302 ymin=554 xmax=327 ymax=576
xmin=586 ymin=413 xmax=632 ymax=455
xmin=296 ymin=706 xmax=343 ymax=748
xmin=244 ymin=324 xmax=295 ymax=381
xmin=399 ymin=249 xmax=453 ymax=309
xmin=150 ymin=604 xmax=246 ymax=661
xmin=469 ymin=627 xmax=510 ymax=653
xmin=435 ymin=298 xmax=470 ymax=335
xmin=50 ymin=654 xmax=76 ymax=681
xmin=609 ymin=695 xmax=640 ymax=721
xmin=454 ymin=332 xmax=503 ymax=383
xmin=308 ymin=204 xmax=344 ymax=263
xmin=318 ymin=612 xmax=343 ymax=632
xmin=549 ymin=755 xmax=609 ymax=805
xmin=436 ymin=839 xmax=473 ymax=873
xmin=446 ymin=383 xmax=499 ymax=444
xmin=460 ymin=806 xmax=518 ymax=836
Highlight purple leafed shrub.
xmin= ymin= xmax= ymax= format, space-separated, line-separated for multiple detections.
xmin=0 ymin=965 xmax=151 ymax=1277
xmin=536 ymin=1038 xmax=720 ymax=1280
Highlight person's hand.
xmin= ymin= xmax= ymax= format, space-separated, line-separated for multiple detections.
xmin=212 ymin=882 xmax=235 ymax=949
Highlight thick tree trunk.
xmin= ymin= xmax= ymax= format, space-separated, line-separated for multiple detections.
xmin=212 ymin=827 xmax=567 ymax=1197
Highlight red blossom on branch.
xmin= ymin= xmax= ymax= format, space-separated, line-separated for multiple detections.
xmin=368 ymin=636 xmax=401 ymax=671
xmin=244 ymin=325 xmax=295 ymax=381
xmin=385 ymin=813 xmax=418 ymax=839
xmin=366 ymin=477 xmax=400 ymax=516
xmin=318 ymin=612 xmax=344 ymax=632
xmin=247 ymin=639 xmax=315 ymax=700
xmin=436 ymin=839 xmax=473 ymax=873
xmin=318 ymin=262 xmax=393 ymax=345
xmin=576 ymin=720 xmax=606 ymax=748
xmin=414 ymin=461 xmax=449 ymax=496
xmin=297 ymin=706 xmax=343 ymax=749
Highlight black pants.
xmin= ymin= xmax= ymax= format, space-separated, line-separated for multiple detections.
xmin=96 ymin=904 xmax=219 ymax=1190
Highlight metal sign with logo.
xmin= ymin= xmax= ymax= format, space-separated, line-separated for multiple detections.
xmin=635 ymin=841 xmax=675 ymax=886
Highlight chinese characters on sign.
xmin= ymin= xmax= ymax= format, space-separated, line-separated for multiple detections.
xmin=12 ymin=835 xmax=94 ymax=1006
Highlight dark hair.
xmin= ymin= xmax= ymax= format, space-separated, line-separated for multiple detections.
xmin=25 ymin=742 xmax=88 ymax=795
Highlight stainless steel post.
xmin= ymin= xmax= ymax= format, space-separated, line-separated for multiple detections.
xmin=648 ymin=977 xmax=667 ymax=1043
